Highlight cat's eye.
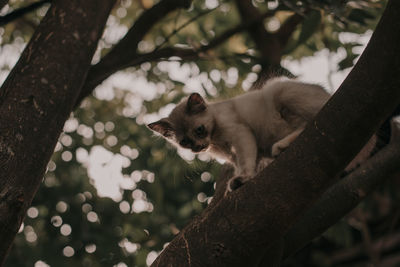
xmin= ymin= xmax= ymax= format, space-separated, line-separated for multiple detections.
xmin=179 ymin=138 xmax=191 ymax=147
xmin=194 ymin=125 xmax=206 ymax=137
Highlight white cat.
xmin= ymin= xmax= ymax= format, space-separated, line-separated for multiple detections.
xmin=148 ymin=78 xmax=331 ymax=193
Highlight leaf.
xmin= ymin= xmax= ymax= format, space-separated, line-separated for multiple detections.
xmin=297 ymin=10 xmax=322 ymax=46
xmin=337 ymin=42 xmax=361 ymax=70
xmin=338 ymin=53 xmax=359 ymax=70
xmin=284 ymin=10 xmax=322 ymax=54
xmin=348 ymin=8 xmax=375 ymax=26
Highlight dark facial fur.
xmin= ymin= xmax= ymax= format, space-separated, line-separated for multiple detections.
xmin=148 ymin=93 xmax=215 ymax=153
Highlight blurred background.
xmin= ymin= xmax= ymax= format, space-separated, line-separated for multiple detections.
xmin=1 ymin=0 xmax=398 ymax=266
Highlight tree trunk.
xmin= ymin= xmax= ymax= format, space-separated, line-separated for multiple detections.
xmin=0 ymin=0 xmax=51 ymax=27
xmin=0 ymin=0 xmax=115 ymax=265
xmin=152 ymin=1 xmax=400 ymax=266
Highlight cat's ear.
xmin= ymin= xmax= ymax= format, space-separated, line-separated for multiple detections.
xmin=147 ymin=119 xmax=174 ymax=138
xmin=186 ymin=93 xmax=206 ymax=114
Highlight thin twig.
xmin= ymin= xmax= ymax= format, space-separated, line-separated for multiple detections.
xmin=348 ymin=211 xmax=381 ymax=266
xmin=154 ymin=6 xmax=219 ymax=52
xmin=0 ymin=0 xmax=50 ymax=27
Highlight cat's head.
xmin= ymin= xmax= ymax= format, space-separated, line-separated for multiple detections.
xmin=147 ymin=93 xmax=214 ymax=153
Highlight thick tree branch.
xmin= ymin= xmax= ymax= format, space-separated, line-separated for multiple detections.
xmin=280 ymin=120 xmax=400 ymax=259
xmin=0 ymin=0 xmax=115 ymax=264
xmin=0 ymin=0 xmax=50 ymax=27
xmin=152 ymin=0 xmax=400 ymax=265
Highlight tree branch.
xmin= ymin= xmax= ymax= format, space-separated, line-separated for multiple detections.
xmin=151 ymin=0 xmax=400 ymax=265
xmin=234 ymin=0 xmax=296 ymax=85
xmin=154 ymin=6 xmax=218 ymax=52
xmin=147 ymin=9 xmax=275 ymax=61
xmin=74 ymin=10 xmax=274 ymax=107
xmin=74 ymin=0 xmax=191 ymax=106
xmin=0 ymin=0 xmax=115 ymax=264
xmin=280 ymin=120 xmax=400 ymax=260
xmin=234 ymin=0 xmax=279 ymax=64
xmin=276 ymin=13 xmax=304 ymax=47
xmin=99 ymin=0 xmax=191 ymax=65
xmin=0 ymin=0 xmax=50 ymax=27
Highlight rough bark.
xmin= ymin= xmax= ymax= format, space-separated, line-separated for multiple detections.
xmin=281 ymin=121 xmax=400 ymax=259
xmin=152 ymin=0 xmax=400 ymax=266
xmin=0 ymin=0 xmax=116 ymax=264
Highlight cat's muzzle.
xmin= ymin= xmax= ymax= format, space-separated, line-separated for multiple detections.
xmin=192 ymin=144 xmax=208 ymax=152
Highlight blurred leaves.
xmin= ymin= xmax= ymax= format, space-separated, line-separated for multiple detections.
xmin=284 ymin=10 xmax=321 ymax=54
xmin=337 ymin=42 xmax=361 ymax=70
xmin=297 ymin=10 xmax=322 ymax=47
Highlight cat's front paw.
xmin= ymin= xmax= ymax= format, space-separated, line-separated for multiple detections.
xmin=224 ymin=175 xmax=251 ymax=196
xmin=271 ymin=142 xmax=286 ymax=158
xmin=256 ymin=157 xmax=274 ymax=172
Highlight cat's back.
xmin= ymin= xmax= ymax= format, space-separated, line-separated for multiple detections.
xmin=232 ymin=77 xmax=330 ymax=152
xmin=229 ymin=77 xmax=320 ymax=107
xmin=228 ymin=77 xmax=296 ymax=118
xmin=212 ymin=77 xmax=330 ymax=130
xmin=260 ymin=77 xmax=330 ymax=105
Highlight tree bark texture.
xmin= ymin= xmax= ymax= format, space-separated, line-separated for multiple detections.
xmin=0 ymin=0 xmax=116 ymax=264
xmin=152 ymin=1 xmax=400 ymax=266
xmin=281 ymin=122 xmax=400 ymax=259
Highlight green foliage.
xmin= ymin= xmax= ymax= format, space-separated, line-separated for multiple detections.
xmin=285 ymin=10 xmax=322 ymax=54
xmin=1 ymin=0 xmax=394 ymax=266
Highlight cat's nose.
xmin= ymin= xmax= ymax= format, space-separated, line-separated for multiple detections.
xmin=192 ymin=144 xmax=207 ymax=152
xmin=192 ymin=145 xmax=203 ymax=152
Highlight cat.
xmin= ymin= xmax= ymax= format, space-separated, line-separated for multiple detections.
xmin=147 ymin=77 xmax=331 ymax=194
